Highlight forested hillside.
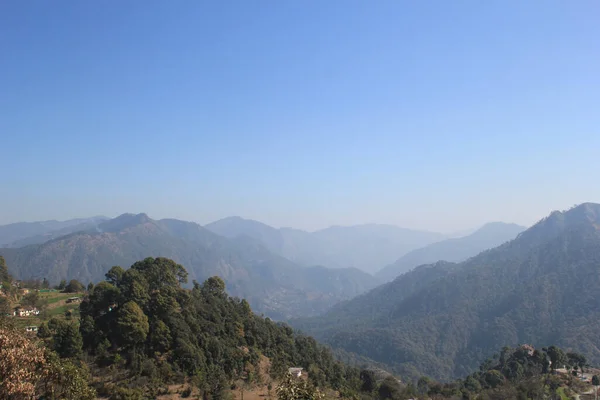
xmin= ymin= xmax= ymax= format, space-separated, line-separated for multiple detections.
xmin=1 ymin=256 xmax=381 ymax=399
xmin=74 ymin=257 xmax=370 ymax=398
xmin=293 ymin=203 xmax=600 ymax=381
xmin=376 ymin=222 xmax=525 ymax=281
xmin=0 ymin=214 xmax=379 ymax=319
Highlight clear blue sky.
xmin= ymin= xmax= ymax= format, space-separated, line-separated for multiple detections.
xmin=1 ymin=1 xmax=599 ymax=232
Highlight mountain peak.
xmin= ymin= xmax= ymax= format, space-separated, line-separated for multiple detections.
xmin=98 ymin=213 xmax=152 ymax=232
xmin=519 ymin=202 xmax=600 ymax=243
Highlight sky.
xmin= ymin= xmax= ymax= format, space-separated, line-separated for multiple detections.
xmin=1 ymin=1 xmax=600 ymax=233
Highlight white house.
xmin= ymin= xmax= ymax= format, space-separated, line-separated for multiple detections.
xmin=13 ymin=307 xmax=40 ymax=317
xmin=288 ymin=368 xmax=303 ymax=378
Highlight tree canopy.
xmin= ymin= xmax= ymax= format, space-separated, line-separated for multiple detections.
xmin=79 ymin=257 xmax=364 ymax=398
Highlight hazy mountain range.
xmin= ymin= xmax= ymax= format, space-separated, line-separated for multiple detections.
xmin=0 ymin=216 xmax=108 ymax=247
xmin=206 ymin=216 xmax=447 ymax=274
xmin=0 ymin=213 xmax=379 ymax=319
xmin=292 ymin=203 xmax=600 ymax=380
xmin=376 ymin=222 xmax=526 ymax=281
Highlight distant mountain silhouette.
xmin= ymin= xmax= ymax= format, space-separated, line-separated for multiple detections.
xmin=206 ymin=217 xmax=446 ymax=273
xmin=292 ymin=203 xmax=600 ymax=381
xmin=376 ymin=222 xmax=526 ymax=281
xmin=1 ymin=213 xmax=378 ymax=319
xmin=0 ymin=216 xmax=108 ymax=247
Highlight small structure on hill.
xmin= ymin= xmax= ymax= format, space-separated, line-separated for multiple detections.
xmin=13 ymin=306 xmax=40 ymax=317
xmin=66 ymin=297 xmax=81 ymax=303
xmin=25 ymin=326 xmax=38 ymax=333
xmin=288 ymin=367 xmax=303 ymax=378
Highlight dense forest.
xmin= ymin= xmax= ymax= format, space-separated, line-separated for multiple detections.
xmin=3 ymin=254 xmax=600 ymax=399
xmin=374 ymin=344 xmax=597 ymax=400
xmin=2 ymin=255 xmax=378 ymax=399
xmin=293 ymin=203 xmax=600 ymax=381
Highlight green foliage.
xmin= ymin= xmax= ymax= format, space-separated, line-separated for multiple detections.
xmin=0 ymin=296 xmax=11 ymax=316
xmin=21 ymin=291 xmax=41 ymax=307
xmin=483 ymin=370 xmax=505 ymax=389
xmin=57 ymin=279 xmax=67 ymax=291
xmin=276 ymin=373 xmax=324 ymax=400
xmin=415 ymin=344 xmax=594 ymax=399
xmin=43 ymin=351 xmax=97 ymax=400
xmin=546 ymin=346 xmax=566 ymax=372
xmin=79 ymin=257 xmax=364 ymax=397
xmin=0 ymin=255 xmax=11 ymax=283
xmin=360 ymin=370 xmax=377 ymax=393
xmin=294 ymin=204 xmax=600 ymax=380
xmin=378 ymin=376 xmax=402 ymax=399
xmin=64 ymin=279 xmax=85 ymax=293
xmin=48 ymin=318 xmax=83 ymax=359
xmin=105 ymin=265 xmax=125 ymax=286
xmin=117 ymin=301 xmax=149 ymax=348
xmin=592 ymin=375 xmax=599 ymax=386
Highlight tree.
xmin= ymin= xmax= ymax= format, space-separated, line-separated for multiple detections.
xmin=360 ymin=369 xmax=377 ymax=393
xmin=0 ymin=255 xmax=11 ymax=283
xmin=417 ymin=376 xmax=431 ymax=395
xmin=276 ymin=373 xmax=324 ymax=400
xmin=464 ymin=375 xmax=481 ymax=393
xmin=64 ymin=279 xmax=85 ymax=293
xmin=593 ymin=375 xmax=599 ymax=400
xmin=87 ymin=282 xmax=94 ymax=292
xmin=37 ymin=322 xmax=52 ymax=339
xmin=57 ymin=279 xmax=67 ymax=291
xmin=0 ymin=324 xmax=95 ymax=399
xmin=117 ymin=301 xmax=149 ymax=348
xmin=484 ymin=370 xmax=505 ymax=389
xmin=0 ymin=296 xmax=11 ymax=316
xmin=21 ymin=291 xmax=40 ymax=308
xmin=149 ymin=319 xmax=171 ymax=354
xmin=546 ymin=346 xmax=565 ymax=372
xmin=378 ymin=376 xmax=402 ymax=399
xmin=51 ymin=318 xmax=83 ymax=358
xmin=130 ymin=257 xmax=188 ymax=291
xmin=105 ymin=266 xmax=125 ymax=286
xmin=203 ymin=276 xmax=226 ymax=297
xmin=42 ymin=278 xmax=50 ymax=289
xmin=0 ymin=324 xmax=48 ymax=398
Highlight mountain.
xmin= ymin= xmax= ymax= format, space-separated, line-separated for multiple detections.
xmin=292 ymin=203 xmax=600 ymax=381
xmin=0 ymin=216 xmax=108 ymax=247
xmin=376 ymin=222 xmax=526 ymax=281
xmin=0 ymin=213 xmax=379 ymax=319
xmin=206 ymin=217 xmax=445 ymax=273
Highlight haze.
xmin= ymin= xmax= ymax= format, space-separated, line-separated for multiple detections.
xmin=2 ymin=1 xmax=599 ymax=232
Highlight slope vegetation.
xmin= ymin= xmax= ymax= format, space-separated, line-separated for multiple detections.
xmin=1 ymin=214 xmax=378 ymax=319
xmin=376 ymin=222 xmax=526 ymax=281
xmin=293 ymin=203 xmax=600 ymax=381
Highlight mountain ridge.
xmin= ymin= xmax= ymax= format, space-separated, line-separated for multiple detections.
xmin=0 ymin=216 xmax=108 ymax=247
xmin=1 ymin=213 xmax=379 ymax=319
xmin=206 ymin=216 xmax=447 ymax=273
xmin=376 ymin=221 xmax=526 ymax=281
xmin=292 ymin=203 xmax=600 ymax=381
